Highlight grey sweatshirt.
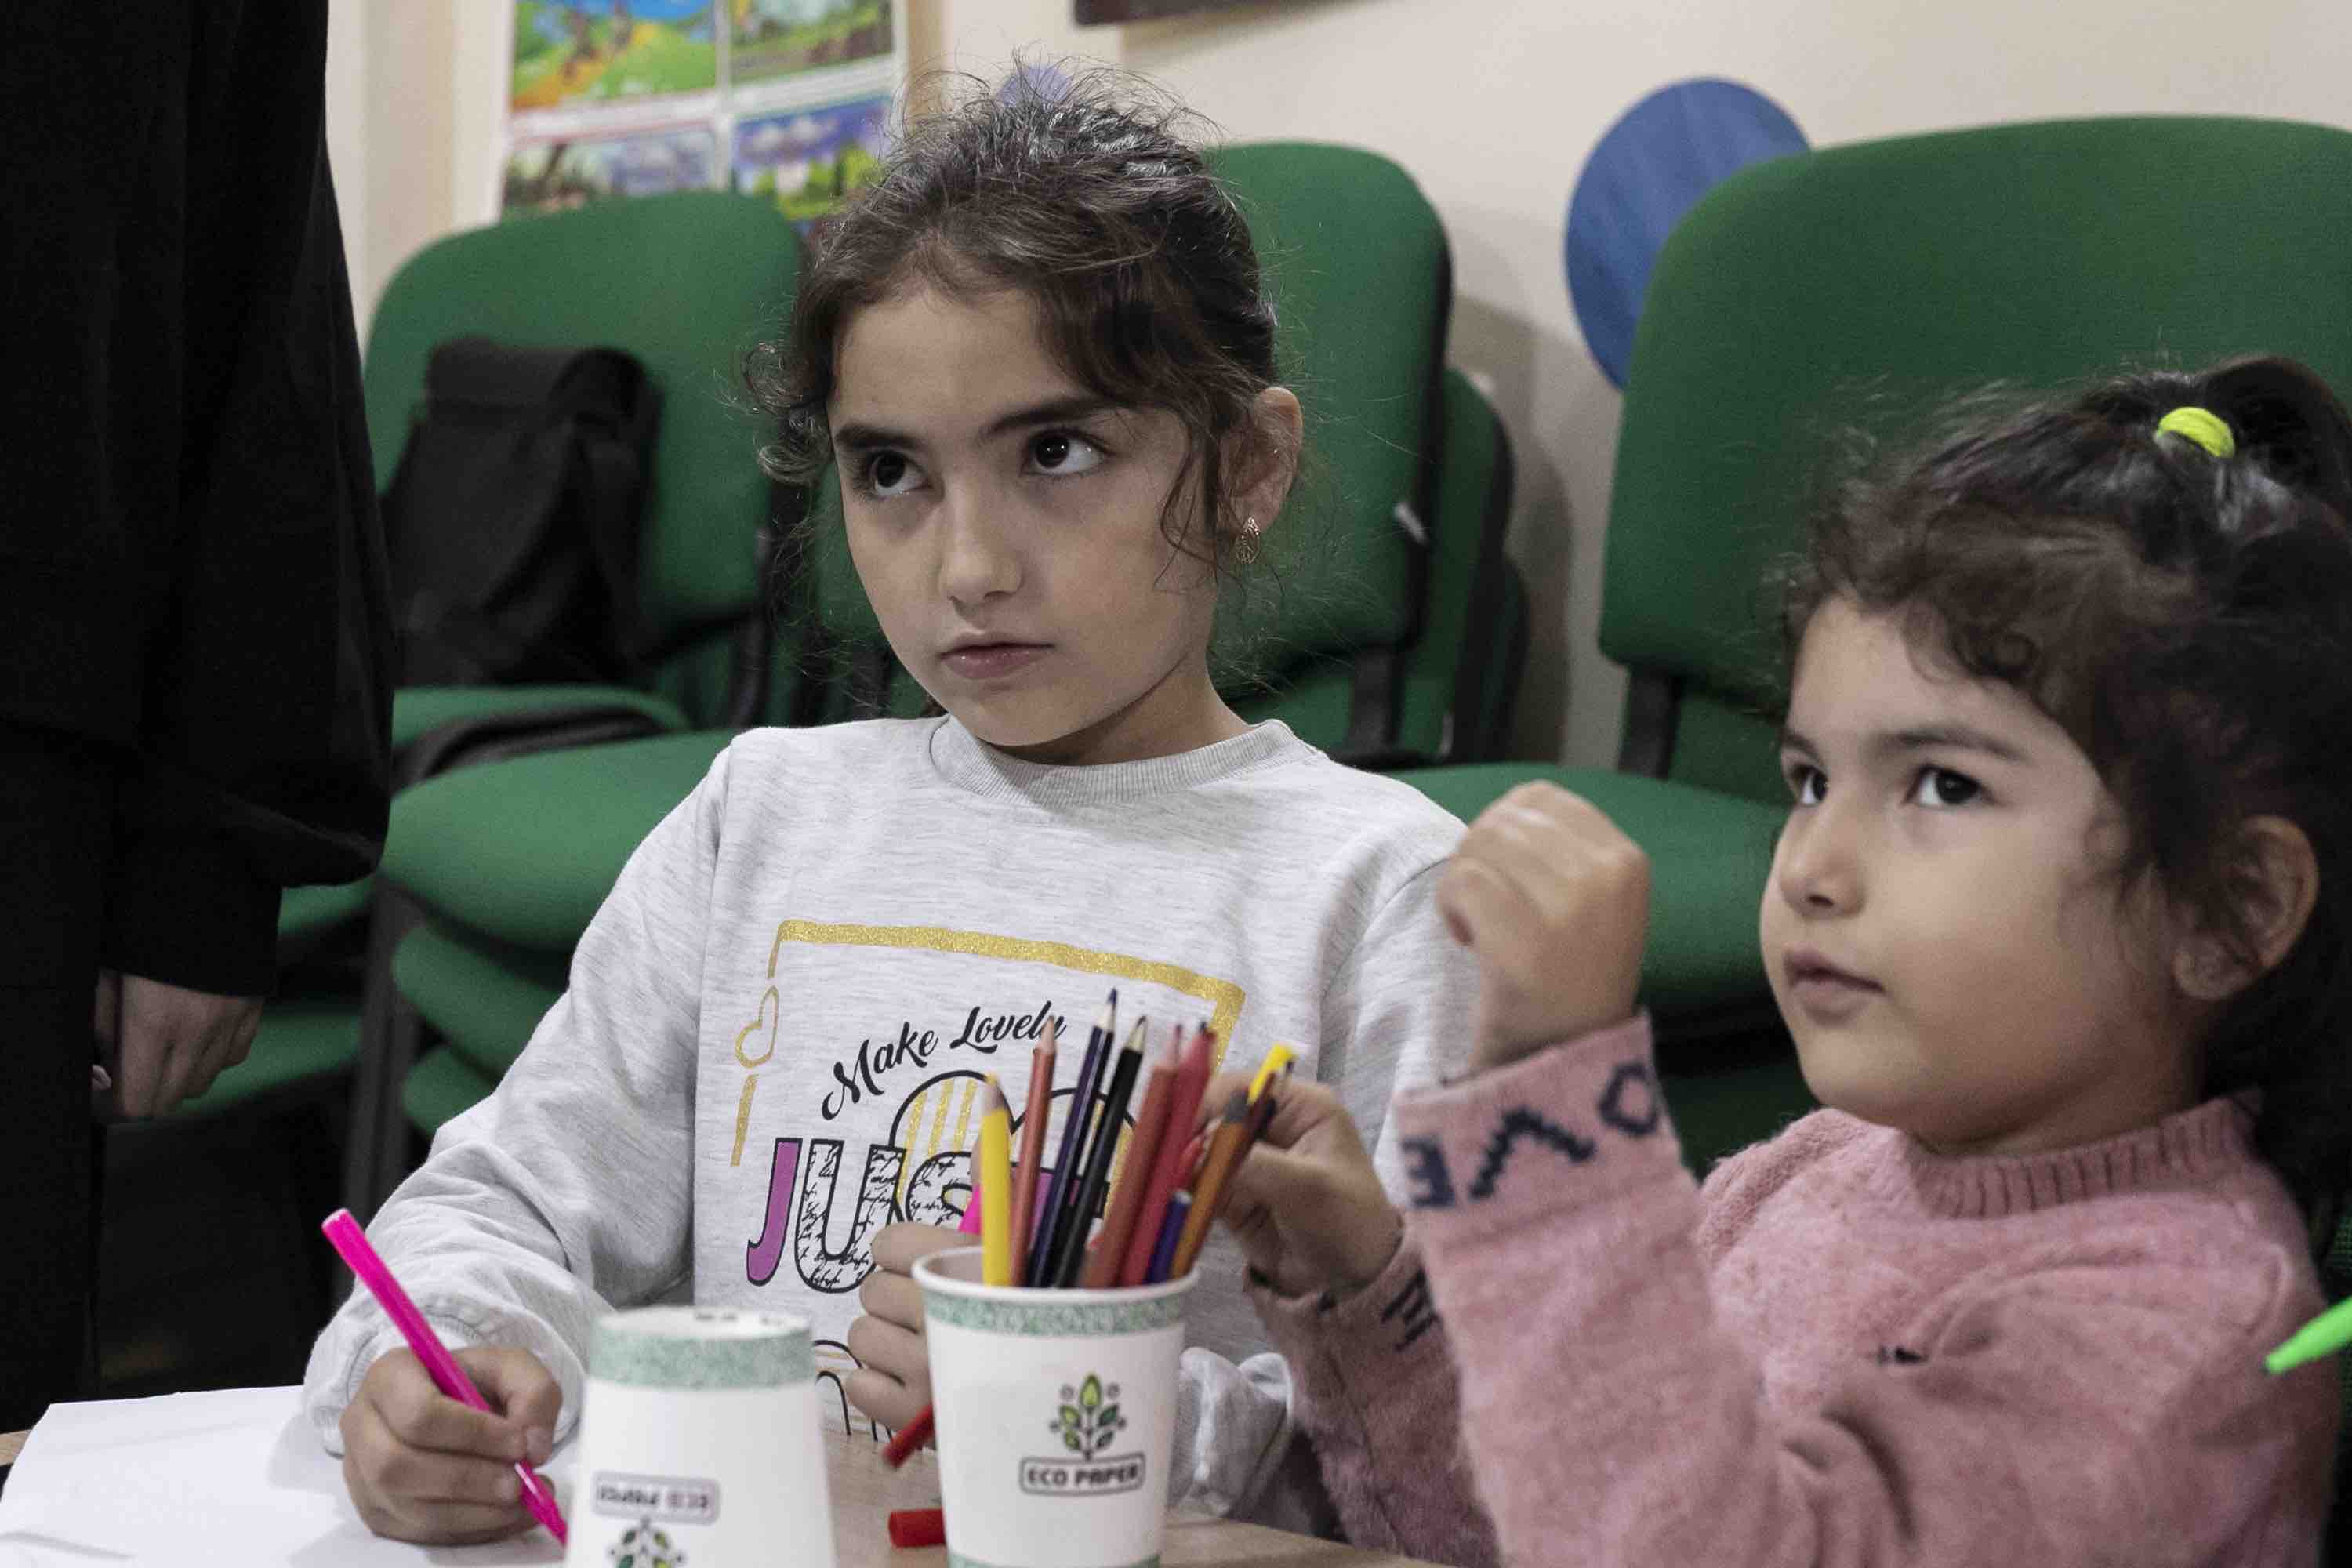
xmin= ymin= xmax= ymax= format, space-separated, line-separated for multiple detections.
xmin=303 ymin=717 xmax=1478 ymax=1521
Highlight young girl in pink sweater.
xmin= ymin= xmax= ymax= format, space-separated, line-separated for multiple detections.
xmin=1219 ymin=354 xmax=2350 ymax=1565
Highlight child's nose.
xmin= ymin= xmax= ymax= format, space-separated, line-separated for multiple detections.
xmin=937 ymin=488 xmax=1021 ymax=606
xmin=1775 ymin=815 xmax=1861 ymax=916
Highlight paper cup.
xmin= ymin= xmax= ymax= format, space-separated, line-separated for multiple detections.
xmin=915 ymin=1247 xmax=1196 ymax=1568
xmin=565 ymin=1306 xmax=835 ymax=1568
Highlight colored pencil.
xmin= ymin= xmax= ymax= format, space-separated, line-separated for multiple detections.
xmin=957 ymin=1165 xmax=985 ymax=1235
xmin=1247 ymin=1043 xmax=1296 ymax=1104
xmin=2271 ymin=1298 xmax=2352 ymax=1373
xmin=889 ymin=1508 xmax=947 ymax=1548
xmin=1082 ymin=1025 xmax=1179 ymax=1287
xmin=1247 ymin=1089 xmax=1279 ymax=1142
xmin=882 ymin=1407 xmax=934 ymax=1467
xmin=1007 ymin=1020 xmax=1058 ymax=1280
xmin=1028 ymin=991 xmax=1115 ymax=1286
xmin=1117 ymin=1023 xmax=1214 ymax=1286
xmin=1051 ymin=1017 xmax=1149 ymax=1287
xmin=1170 ymin=1087 xmax=1254 ymax=1279
xmin=321 ymin=1210 xmax=568 ymax=1544
xmin=1145 ymin=1191 xmax=1191 ymax=1283
xmin=978 ymin=1076 xmax=1014 ymax=1286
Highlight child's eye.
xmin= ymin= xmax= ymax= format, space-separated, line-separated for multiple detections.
xmin=1027 ymin=430 xmax=1107 ymax=477
xmin=858 ymin=450 xmax=926 ymax=499
xmin=1784 ymin=764 xmax=1824 ymax=805
xmin=1908 ymin=767 xmax=1981 ymax=808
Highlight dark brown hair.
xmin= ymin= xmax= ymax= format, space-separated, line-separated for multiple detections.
xmin=749 ymin=63 xmax=1295 ymax=575
xmin=1784 ymin=355 xmax=2352 ymax=1216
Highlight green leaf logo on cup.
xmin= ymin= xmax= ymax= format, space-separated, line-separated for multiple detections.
xmin=609 ymin=1516 xmax=686 ymax=1568
xmin=1053 ymin=1374 xmax=1127 ymax=1457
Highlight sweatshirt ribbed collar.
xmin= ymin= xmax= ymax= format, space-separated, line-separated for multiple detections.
xmin=924 ymin=715 xmax=1309 ymax=808
xmin=1875 ymin=1096 xmax=2258 ymax=1220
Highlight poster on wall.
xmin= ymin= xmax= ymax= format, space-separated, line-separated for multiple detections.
xmin=503 ymin=124 xmax=720 ymax=216
xmin=731 ymin=96 xmax=891 ymax=230
xmin=731 ymin=0 xmax=893 ymax=85
xmin=511 ymin=1 xmax=719 ymax=111
xmin=499 ymin=0 xmax=903 ymax=227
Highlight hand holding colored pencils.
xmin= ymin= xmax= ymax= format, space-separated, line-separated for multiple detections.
xmin=1183 ymin=1066 xmax=1409 ymax=1301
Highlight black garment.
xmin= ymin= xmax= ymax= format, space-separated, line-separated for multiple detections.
xmin=2 ymin=4 xmax=394 ymax=997
xmin=0 ymin=728 xmax=113 ymax=1432
xmin=0 ymin=6 xmax=392 ymax=1428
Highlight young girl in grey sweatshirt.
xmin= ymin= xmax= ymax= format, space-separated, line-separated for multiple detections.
xmin=305 ymin=67 xmax=1479 ymax=1547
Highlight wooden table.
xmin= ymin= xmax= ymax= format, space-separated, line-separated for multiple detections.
xmin=2 ymin=1425 xmax=1430 ymax=1566
xmin=825 ymin=1432 xmax=1427 ymax=1567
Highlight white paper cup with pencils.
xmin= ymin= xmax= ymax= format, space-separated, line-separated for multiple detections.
xmin=564 ymin=1305 xmax=835 ymax=1568
xmin=916 ymin=1246 xmax=1197 ymax=1568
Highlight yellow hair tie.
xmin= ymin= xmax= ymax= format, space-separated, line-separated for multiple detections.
xmin=2156 ymin=406 xmax=2237 ymax=459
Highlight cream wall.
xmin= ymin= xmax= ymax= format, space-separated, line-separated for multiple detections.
xmin=325 ymin=0 xmax=2351 ymax=767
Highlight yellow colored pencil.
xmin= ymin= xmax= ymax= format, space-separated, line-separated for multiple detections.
xmin=1247 ymin=1043 xmax=1297 ymax=1104
xmin=979 ymin=1076 xmax=1014 ymax=1286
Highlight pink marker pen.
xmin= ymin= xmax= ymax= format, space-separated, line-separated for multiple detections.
xmin=321 ymin=1209 xmax=568 ymax=1545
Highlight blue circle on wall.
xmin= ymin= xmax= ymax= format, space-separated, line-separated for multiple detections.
xmin=1566 ymin=79 xmax=1809 ymax=389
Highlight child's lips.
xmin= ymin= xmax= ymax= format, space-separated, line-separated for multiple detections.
xmin=1782 ymin=952 xmax=1881 ymax=1018
xmin=940 ymin=642 xmax=1049 ymax=681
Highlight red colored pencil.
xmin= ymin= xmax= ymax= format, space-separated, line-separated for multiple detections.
xmin=1082 ymin=1025 xmax=1179 ymax=1287
xmin=1007 ymin=1021 xmax=1058 ymax=1278
xmin=889 ymin=1507 xmax=946 ymax=1548
xmin=882 ymin=1407 xmax=934 ymax=1468
xmin=1117 ymin=1024 xmax=1214 ymax=1286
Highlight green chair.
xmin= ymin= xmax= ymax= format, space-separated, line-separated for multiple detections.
xmin=328 ymin=192 xmax=810 ymax=1207
xmin=365 ymin=191 xmax=809 ymax=745
xmin=182 ymin=193 xmax=802 ymax=1134
xmin=1405 ymin=114 xmax=2352 ymax=1171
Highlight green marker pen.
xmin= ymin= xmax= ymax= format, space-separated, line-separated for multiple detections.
xmin=2265 ymin=1298 xmax=2352 ymax=1374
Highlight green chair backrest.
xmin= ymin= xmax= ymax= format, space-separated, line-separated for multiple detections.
xmin=1600 ymin=115 xmax=2352 ymax=804
xmin=364 ymin=191 xmax=804 ymax=727
xmin=1231 ymin=365 xmax=1520 ymax=762
xmin=795 ymin=142 xmax=1463 ymax=754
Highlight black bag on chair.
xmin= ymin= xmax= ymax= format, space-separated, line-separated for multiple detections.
xmin=382 ymin=337 xmax=660 ymax=686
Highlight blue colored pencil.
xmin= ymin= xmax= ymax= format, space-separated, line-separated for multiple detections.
xmin=1025 ymin=989 xmax=1116 ymax=1286
xmin=1145 ymin=1192 xmax=1190 ymax=1283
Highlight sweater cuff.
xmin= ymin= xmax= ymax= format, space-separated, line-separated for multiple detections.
xmin=1392 ymin=1013 xmax=1682 ymax=1246
xmin=100 ymin=819 xmax=282 ymax=996
xmin=1247 ymin=1229 xmax=1494 ymax=1565
xmin=1248 ymin=1221 xmax=1446 ymax=1372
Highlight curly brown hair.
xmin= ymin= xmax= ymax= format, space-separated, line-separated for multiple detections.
xmin=746 ymin=63 xmax=1295 ymax=578
xmin=1783 ymin=355 xmax=2352 ymax=1218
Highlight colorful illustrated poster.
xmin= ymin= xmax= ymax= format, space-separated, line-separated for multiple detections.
xmin=500 ymin=0 xmax=901 ymax=224
xmin=732 ymin=96 xmax=890 ymax=232
xmin=731 ymin=0 xmax=893 ymax=85
xmin=503 ymin=124 xmax=720 ymax=216
xmin=511 ymin=1 xmax=720 ymax=111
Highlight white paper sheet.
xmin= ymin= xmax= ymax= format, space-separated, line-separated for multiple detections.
xmin=0 ymin=1388 xmax=573 ymax=1566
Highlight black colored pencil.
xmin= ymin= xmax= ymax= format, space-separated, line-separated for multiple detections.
xmin=1026 ymin=989 xmax=1116 ymax=1286
xmin=1050 ymin=1016 xmax=1149 ymax=1287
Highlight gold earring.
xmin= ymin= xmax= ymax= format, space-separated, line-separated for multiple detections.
xmin=1236 ymin=516 xmax=1261 ymax=566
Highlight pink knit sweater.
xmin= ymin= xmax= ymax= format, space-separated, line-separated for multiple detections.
xmin=1251 ymin=1015 xmax=2337 ymax=1566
